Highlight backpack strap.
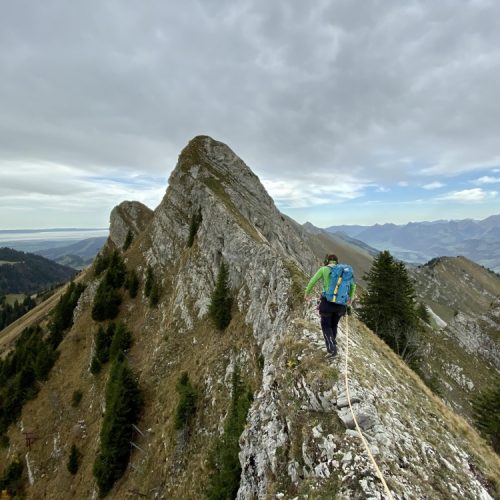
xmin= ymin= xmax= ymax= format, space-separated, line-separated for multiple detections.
xmin=332 ymin=267 xmax=345 ymax=303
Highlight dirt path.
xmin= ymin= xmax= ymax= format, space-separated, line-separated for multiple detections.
xmin=0 ymin=272 xmax=88 ymax=354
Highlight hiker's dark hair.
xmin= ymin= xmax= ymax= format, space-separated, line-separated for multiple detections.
xmin=324 ymin=254 xmax=338 ymax=265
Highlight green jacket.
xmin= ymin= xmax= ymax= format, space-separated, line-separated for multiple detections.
xmin=304 ymin=264 xmax=356 ymax=299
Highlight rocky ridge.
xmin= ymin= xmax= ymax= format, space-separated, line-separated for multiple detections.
xmin=1 ymin=136 xmax=499 ymax=499
xmin=412 ymin=256 xmax=500 ymax=419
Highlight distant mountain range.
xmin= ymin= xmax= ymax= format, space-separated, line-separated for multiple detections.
xmin=0 ymin=247 xmax=76 ymax=295
xmin=0 ymin=230 xmax=107 ymax=270
xmin=35 ymin=236 xmax=107 ymax=269
xmin=327 ymin=214 xmax=500 ymax=272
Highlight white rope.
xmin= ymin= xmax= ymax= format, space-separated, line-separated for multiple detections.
xmin=343 ymin=314 xmax=395 ymax=500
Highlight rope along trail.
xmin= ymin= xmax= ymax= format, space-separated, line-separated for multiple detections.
xmin=343 ymin=314 xmax=395 ymax=500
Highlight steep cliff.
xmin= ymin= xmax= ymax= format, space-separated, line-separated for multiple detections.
xmin=1 ymin=136 xmax=498 ymax=499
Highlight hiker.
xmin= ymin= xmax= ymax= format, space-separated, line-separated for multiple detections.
xmin=304 ymin=254 xmax=356 ymax=356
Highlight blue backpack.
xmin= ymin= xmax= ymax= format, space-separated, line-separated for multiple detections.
xmin=324 ymin=264 xmax=354 ymax=304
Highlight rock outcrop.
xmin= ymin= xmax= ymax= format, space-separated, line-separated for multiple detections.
xmin=109 ymin=200 xmax=153 ymax=249
xmin=412 ymin=256 xmax=500 ymax=419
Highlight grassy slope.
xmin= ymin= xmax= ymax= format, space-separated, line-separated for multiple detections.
xmin=0 ymin=231 xmax=263 ymax=498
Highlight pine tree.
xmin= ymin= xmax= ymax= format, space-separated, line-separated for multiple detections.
xmin=206 ymin=367 xmax=253 ymax=499
xmin=209 ymin=262 xmax=232 ymax=330
xmin=416 ymin=302 xmax=430 ymax=324
xmin=359 ymin=251 xmax=420 ymax=363
xmin=144 ymin=266 xmax=154 ymax=298
xmin=187 ymin=208 xmax=203 ymax=247
xmin=174 ymin=372 xmax=198 ymax=430
xmin=123 ymin=230 xmax=134 ymax=251
xmin=93 ymin=359 xmax=143 ymax=496
xmin=93 ymin=252 xmax=111 ymax=277
xmin=67 ymin=444 xmax=80 ymax=475
xmin=125 ymin=270 xmax=139 ymax=298
xmin=109 ymin=322 xmax=132 ymax=360
xmin=105 ymin=250 xmax=127 ymax=289
xmin=91 ymin=281 xmax=122 ymax=321
xmin=471 ymin=378 xmax=500 ymax=453
xmin=148 ymin=281 xmax=161 ymax=307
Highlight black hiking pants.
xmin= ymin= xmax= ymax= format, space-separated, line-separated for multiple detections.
xmin=319 ymin=297 xmax=347 ymax=354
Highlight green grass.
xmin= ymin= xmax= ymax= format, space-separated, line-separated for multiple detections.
xmin=283 ymin=260 xmax=307 ymax=310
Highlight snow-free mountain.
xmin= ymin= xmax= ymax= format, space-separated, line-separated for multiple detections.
xmin=327 ymin=216 xmax=500 ymax=272
xmin=1 ymin=137 xmax=498 ymax=499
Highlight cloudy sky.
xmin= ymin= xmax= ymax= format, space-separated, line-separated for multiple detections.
xmin=1 ymin=0 xmax=499 ymax=229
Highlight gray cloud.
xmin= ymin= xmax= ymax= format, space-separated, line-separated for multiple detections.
xmin=1 ymin=0 xmax=500 ymax=224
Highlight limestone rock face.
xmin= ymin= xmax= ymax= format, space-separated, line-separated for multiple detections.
xmin=109 ymin=200 xmax=153 ymax=249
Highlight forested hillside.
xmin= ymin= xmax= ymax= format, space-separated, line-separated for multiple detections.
xmin=0 ymin=248 xmax=76 ymax=295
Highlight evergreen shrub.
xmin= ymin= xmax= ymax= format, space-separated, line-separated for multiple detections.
xmin=72 ymin=390 xmax=83 ymax=407
xmin=472 ymin=379 xmax=500 ymax=454
xmin=209 ymin=262 xmax=232 ymax=330
xmin=125 ymin=270 xmax=139 ymax=298
xmin=206 ymin=367 xmax=253 ymax=499
xmin=0 ymin=326 xmax=58 ymax=438
xmin=174 ymin=372 xmax=198 ymax=430
xmin=123 ymin=230 xmax=134 ymax=251
xmin=144 ymin=266 xmax=161 ymax=307
xmin=93 ymin=359 xmax=143 ymax=496
xmin=91 ymin=282 xmax=121 ymax=321
xmin=0 ymin=459 xmax=23 ymax=496
xmin=67 ymin=444 xmax=81 ymax=475
xmin=187 ymin=208 xmax=203 ymax=247
xmin=47 ymin=282 xmax=85 ymax=348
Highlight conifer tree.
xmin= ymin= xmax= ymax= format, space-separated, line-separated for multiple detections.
xmin=0 ymin=459 xmax=23 ymax=496
xmin=187 ymin=207 xmax=203 ymax=247
xmin=123 ymin=229 xmax=134 ymax=251
xmin=93 ymin=359 xmax=143 ymax=496
xmin=206 ymin=367 xmax=253 ymax=499
xmin=359 ymin=251 xmax=420 ymax=363
xmin=209 ymin=262 xmax=232 ymax=330
xmin=148 ymin=281 xmax=161 ymax=307
xmin=471 ymin=378 xmax=500 ymax=453
xmin=105 ymin=250 xmax=127 ymax=289
xmin=174 ymin=372 xmax=198 ymax=430
xmin=109 ymin=322 xmax=132 ymax=360
xmin=125 ymin=270 xmax=139 ymax=298
xmin=91 ymin=281 xmax=121 ymax=321
xmin=144 ymin=266 xmax=154 ymax=298
xmin=93 ymin=252 xmax=111 ymax=277
xmin=67 ymin=444 xmax=80 ymax=475
xmin=416 ymin=302 xmax=431 ymax=324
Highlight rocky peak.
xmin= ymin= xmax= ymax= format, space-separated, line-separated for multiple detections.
xmin=109 ymin=200 xmax=153 ymax=249
xmin=148 ymin=135 xmax=317 ymax=276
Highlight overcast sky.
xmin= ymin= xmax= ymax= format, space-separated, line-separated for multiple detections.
xmin=1 ymin=0 xmax=499 ymax=229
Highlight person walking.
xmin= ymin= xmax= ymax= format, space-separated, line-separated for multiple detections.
xmin=304 ymin=254 xmax=356 ymax=356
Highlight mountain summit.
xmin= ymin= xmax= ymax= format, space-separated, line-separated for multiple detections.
xmin=1 ymin=136 xmax=498 ymax=499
